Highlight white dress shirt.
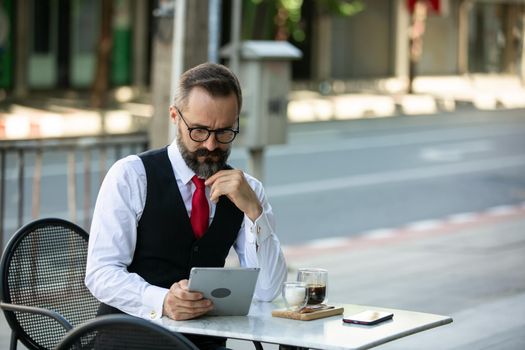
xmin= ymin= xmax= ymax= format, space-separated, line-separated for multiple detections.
xmin=85 ymin=140 xmax=287 ymax=321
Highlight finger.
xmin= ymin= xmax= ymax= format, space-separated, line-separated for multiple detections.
xmin=176 ymin=288 xmax=205 ymax=301
xmin=171 ymin=281 xmax=204 ymax=301
xmin=205 ymin=169 xmax=244 ymax=187
xmin=205 ymin=169 xmax=231 ymax=186
xmin=178 ymin=279 xmax=189 ymax=290
xmin=177 ymin=298 xmax=213 ymax=309
xmin=167 ymin=299 xmax=214 ymax=320
xmin=208 ymin=179 xmax=230 ymax=203
xmin=164 ymin=294 xmax=212 ymax=318
xmin=171 ymin=306 xmax=213 ymax=321
xmin=172 ymin=298 xmax=213 ymax=311
xmin=168 ymin=306 xmax=209 ymax=320
xmin=209 ymin=176 xmax=244 ymax=203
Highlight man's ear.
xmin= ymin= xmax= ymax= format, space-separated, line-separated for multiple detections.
xmin=169 ymin=106 xmax=177 ymax=123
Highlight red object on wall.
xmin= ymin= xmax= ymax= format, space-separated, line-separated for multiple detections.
xmin=407 ymin=0 xmax=440 ymax=14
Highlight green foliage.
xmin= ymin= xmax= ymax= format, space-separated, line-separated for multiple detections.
xmin=319 ymin=0 xmax=365 ymax=16
xmin=245 ymin=0 xmax=365 ymax=42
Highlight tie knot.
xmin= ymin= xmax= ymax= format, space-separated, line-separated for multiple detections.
xmin=192 ymin=175 xmax=205 ymax=189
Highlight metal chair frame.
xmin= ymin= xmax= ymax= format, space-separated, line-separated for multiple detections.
xmin=0 ymin=218 xmax=99 ymax=350
xmin=56 ymin=314 xmax=199 ymax=350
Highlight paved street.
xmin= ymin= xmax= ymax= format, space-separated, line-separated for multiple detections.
xmin=2 ymin=108 xmax=525 ymax=247
xmin=232 ymin=108 xmax=525 ymax=246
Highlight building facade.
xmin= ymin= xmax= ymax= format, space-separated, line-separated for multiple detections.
xmin=0 ymin=0 xmax=150 ymax=96
xmin=0 ymin=0 xmax=523 ymax=99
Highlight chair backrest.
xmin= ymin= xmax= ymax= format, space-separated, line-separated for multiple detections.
xmin=0 ymin=218 xmax=100 ymax=349
xmin=56 ymin=314 xmax=199 ymax=350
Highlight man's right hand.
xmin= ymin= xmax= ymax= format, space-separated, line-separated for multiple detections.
xmin=162 ymin=279 xmax=213 ymax=320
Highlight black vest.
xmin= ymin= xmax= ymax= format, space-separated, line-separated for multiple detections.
xmin=127 ymin=147 xmax=244 ymax=288
xmin=97 ymin=148 xmax=241 ymax=348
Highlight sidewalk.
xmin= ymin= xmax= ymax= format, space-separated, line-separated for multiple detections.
xmin=2 ymin=74 xmax=525 ymax=140
xmin=288 ymin=74 xmax=525 ymax=122
xmin=2 ymin=209 xmax=524 ymax=349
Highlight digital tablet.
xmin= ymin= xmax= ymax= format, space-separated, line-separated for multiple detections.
xmin=188 ymin=267 xmax=260 ymax=316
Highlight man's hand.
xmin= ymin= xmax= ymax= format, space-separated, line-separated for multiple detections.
xmin=162 ymin=280 xmax=213 ymax=320
xmin=205 ymin=170 xmax=262 ymax=221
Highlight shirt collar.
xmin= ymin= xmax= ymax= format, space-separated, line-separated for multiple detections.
xmin=167 ymin=140 xmax=195 ymax=186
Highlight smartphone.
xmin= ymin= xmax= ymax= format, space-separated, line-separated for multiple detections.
xmin=342 ymin=310 xmax=393 ymax=325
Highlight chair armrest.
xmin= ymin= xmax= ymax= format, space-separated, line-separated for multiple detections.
xmin=0 ymin=301 xmax=73 ymax=331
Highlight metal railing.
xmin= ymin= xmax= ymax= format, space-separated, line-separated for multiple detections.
xmin=0 ymin=132 xmax=149 ymax=252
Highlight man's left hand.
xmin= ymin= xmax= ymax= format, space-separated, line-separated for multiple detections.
xmin=205 ymin=169 xmax=262 ymax=221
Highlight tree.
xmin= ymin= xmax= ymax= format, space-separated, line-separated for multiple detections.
xmin=91 ymin=0 xmax=113 ymax=109
xmin=243 ymin=0 xmax=364 ymax=42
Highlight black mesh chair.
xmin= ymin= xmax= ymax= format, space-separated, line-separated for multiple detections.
xmin=0 ymin=218 xmax=100 ymax=350
xmin=56 ymin=314 xmax=198 ymax=350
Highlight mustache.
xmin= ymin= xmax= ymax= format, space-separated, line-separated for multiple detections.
xmin=194 ymin=148 xmax=226 ymax=157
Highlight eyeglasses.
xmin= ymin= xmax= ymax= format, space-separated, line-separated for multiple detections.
xmin=175 ymin=107 xmax=239 ymax=144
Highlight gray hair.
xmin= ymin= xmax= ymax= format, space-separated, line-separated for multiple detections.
xmin=173 ymin=63 xmax=242 ymax=114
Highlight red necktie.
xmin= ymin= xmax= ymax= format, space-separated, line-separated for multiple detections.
xmin=190 ymin=176 xmax=209 ymax=239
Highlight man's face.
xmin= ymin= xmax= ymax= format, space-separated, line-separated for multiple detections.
xmin=170 ymin=87 xmax=238 ymax=179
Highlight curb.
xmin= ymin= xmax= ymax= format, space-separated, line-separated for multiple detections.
xmin=288 ymin=75 xmax=525 ymax=123
xmin=287 ymin=87 xmax=525 ymax=123
xmin=283 ymin=202 xmax=525 ymax=260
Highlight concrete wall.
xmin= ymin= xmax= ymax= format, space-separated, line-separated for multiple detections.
xmin=330 ymin=0 xmax=393 ymax=79
xmin=418 ymin=2 xmax=460 ymax=75
xmin=326 ymin=0 xmax=460 ymax=79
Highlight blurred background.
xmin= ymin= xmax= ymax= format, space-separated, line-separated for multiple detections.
xmin=1 ymin=1 xmax=525 ymax=349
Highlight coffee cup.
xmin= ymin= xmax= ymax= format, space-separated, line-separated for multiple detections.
xmin=296 ymin=268 xmax=327 ymax=305
xmin=282 ymin=281 xmax=309 ymax=311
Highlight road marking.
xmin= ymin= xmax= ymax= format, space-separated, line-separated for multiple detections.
xmin=404 ymin=220 xmax=443 ymax=231
xmin=304 ymin=237 xmax=348 ymax=248
xmin=447 ymin=212 xmax=478 ymax=224
xmin=360 ymin=228 xmax=396 ymax=240
xmin=486 ymin=205 xmax=518 ymax=216
xmin=419 ymin=140 xmax=493 ymax=162
xmin=267 ymin=154 xmax=525 ymax=198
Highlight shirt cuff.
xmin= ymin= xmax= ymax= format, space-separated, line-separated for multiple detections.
xmin=247 ymin=212 xmax=272 ymax=245
xmin=142 ymin=285 xmax=169 ymax=321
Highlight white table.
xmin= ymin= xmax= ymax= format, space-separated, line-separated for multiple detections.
xmin=161 ymin=301 xmax=452 ymax=350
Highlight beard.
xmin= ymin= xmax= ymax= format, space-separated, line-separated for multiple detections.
xmin=177 ymin=131 xmax=230 ymax=179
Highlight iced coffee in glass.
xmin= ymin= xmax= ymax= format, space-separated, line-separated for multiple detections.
xmin=297 ymin=268 xmax=327 ymax=305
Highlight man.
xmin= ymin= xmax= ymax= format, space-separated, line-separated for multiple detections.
xmin=85 ymin=63 xmax=287 ymax=349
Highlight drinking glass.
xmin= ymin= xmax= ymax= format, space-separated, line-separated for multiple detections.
xmin=282 ymin=281 xmax=309 ymax=311
xmin=297 ymin=268 xmax=328 ymax=305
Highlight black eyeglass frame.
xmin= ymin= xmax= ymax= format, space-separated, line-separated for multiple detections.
xmin=174 ymin=107 xmax=240 ymax=144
